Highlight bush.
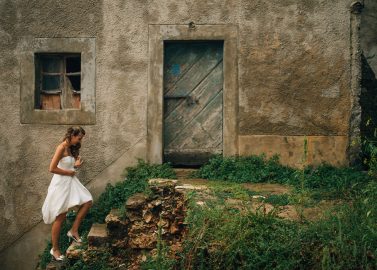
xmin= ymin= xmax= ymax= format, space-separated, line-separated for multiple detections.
xmin=192 ymin=154 xmax=296 ymax=185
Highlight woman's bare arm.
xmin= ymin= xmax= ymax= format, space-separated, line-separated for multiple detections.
xmin=49 ymin=144 xmax=75 ymax=176
xmin=74 ymin=156 xmax=84 ymax=168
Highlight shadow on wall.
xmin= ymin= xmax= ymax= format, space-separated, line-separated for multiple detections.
xmin=360 ymin=53 xmax=377 ymax=168
xmin=360 ymin=53 xmax=377 ymax=139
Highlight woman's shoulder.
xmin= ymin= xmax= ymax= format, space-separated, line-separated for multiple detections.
xmin=56 ymin=142 xmax=68 ymax=153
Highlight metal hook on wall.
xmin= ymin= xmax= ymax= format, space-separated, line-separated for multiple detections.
xmin=188 ymin=21 xmax=196 ymax=30
xmin=350 ymin=1 xmax=364 ymax=14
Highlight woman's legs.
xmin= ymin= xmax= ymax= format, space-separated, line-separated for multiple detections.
xmin=69 ymin=200 xmax=93 ymax=238
xmin=51 ymin=212 xmax=67 ymax=257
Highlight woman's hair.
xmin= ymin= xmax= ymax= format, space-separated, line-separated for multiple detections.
xmin=62 ymin=126 xmax=86 ymax=158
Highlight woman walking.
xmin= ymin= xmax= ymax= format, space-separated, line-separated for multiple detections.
xmin=42 ymin=126 xmax=93 ymax=261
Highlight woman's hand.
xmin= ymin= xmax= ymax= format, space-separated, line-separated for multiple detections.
xmin=68 ymin=170 xmax=76 ymax=177
xmin=74 ymin=156 xmax=84 ymax=168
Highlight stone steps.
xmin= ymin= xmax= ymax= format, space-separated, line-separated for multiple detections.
xmin=88 ymin=223 xmax=109 ymax=249
xmin=173 ymin=168 xmax=198 ymax=179
xmin=46 ymin=178 xmax=197 ymax=269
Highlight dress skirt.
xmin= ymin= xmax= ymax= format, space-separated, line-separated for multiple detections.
xmin=42 ymin=156 xmax=93 ymax=224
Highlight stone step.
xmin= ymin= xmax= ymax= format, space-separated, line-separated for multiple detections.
xmin=66 ymin=241 xmax=84 ymax=260
xmin=174 ymin=168 xmax=198 ymax=179
xmin=88 ymin=223 xmax=109 ymax=249
xmin=105 ymin=208 xmax=129 ymax=238
xmin=125 ymin=193 xmax=148 ymax=209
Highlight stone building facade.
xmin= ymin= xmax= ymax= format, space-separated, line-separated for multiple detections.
xmin=0 ymin=0 xmax=373 ymax=269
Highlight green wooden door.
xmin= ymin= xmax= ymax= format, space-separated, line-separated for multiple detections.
xmin=163 ymin=41 xmax=224 ymax=166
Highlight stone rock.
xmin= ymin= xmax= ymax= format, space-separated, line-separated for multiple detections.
xmin=169 ymin=222 xmax=180 ymax=234
xmin=111 ymin=239 xmax=128 ymax=249
xmin=196 ymin=201 xmax=205 ymax=206
xmin=105 ymin=209 xmax=129 ymax=238
xmin=157 ymin=218 xmax=170 ymax=228
xmin=66 ymin=241 xmax=84 ymax=259
xmin=129 ymin=221 xmax=147 ymax=234
xmin=142 ymin=209 xmax=154 ymax=223
xmin=88 ymin=223 xmax=109 ymax=248
xmin=175 ymin=184 xmax=208 ymax=193
xmin=160 ymin=210 xmax=172 ymax=218
xmin=125 ymin=193 xmax=148 ymax=209
xmin=252 ymin=195 xmax=266 ymax=199
xmin=148 ymin=178 xmax=178 ymax=187
xmin=149 ymin=199 xmax=162 ymax=207
xmin=128 ymin=232 xmax=157 ymax=249
xmin=126 ymin=210 xmax=142 ymax=222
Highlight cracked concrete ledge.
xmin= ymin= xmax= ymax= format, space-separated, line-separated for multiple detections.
xmin=0 ymin=138 xmax=146 ymax=270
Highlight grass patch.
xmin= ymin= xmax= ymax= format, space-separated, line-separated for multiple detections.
xmin=170 ymin=183 xmax=377 ymax=270
xmin=207 ymin=180 xmax=260 ymax=201
xmin=264 ymin=194 xmax=290 ymax=206
xmin=194 ymin=154 xmax=371 ymax=200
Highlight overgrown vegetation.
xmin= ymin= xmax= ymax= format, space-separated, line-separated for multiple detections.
xmin=40 ymin=152 xmax=377 ymax=270
xmin=172 ymin=182 xmax=377 ymax=270
xmin=193 ymin=154 xmax=371 ymax=200
xmin=145 ymin=154 xmax=377 ymax=270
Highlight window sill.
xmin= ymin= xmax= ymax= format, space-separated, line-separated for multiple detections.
xmin=21 ymin=108 xmax=96 ymax=125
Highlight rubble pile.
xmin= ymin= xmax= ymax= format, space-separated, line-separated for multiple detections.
xmin=47 ymin=178 xmax=189 ymax=270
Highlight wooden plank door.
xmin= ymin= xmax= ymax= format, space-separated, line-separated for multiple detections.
xmin=163 ymin=41 xmax=224 ymax=166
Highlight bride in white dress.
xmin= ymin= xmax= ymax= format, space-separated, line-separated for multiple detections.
xmin=42 ymin=126 xmax=93 ymax=261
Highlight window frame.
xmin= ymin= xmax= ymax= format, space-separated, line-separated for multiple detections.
xmin=35 ymin=53 xmax=82 ymax=110
xmin=20 ymin=38 xmax=96 ymax=125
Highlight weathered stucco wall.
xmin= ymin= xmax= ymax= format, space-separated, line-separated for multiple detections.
xmin=0 ymin=0 xmax=149 ymax=266
xmin=0 ymin=0 xmax=359 ymax=269
xmin=238 ymin=0 xmax=358 ymax=167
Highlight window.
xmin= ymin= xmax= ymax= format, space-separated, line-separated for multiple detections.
xmin=35 ymin=53 xmax=82 ymax=110
xmin=20 ymin=38 xmax=96 ymax=124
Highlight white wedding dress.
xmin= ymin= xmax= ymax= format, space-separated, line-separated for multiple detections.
xmin=42 ymin=155 xmax=93 ymax=224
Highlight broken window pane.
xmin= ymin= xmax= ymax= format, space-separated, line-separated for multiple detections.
xmin=42 ymin=75 xmax=60 ymax=91
xmin=67 ymin=75 xmax=81 ymax=91
xmin=66 ymin=56 xmax=81 ymax=73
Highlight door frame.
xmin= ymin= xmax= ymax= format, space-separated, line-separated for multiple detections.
xmin=147 ymin=24 xmax=239 ymax=164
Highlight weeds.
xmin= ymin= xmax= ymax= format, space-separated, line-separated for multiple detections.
xmin=38 ymin=152 xmax=377 ymax=270
xmin=180 ymin=195 xmax=302 ymax=270
xmin=175 ymin=180 xmax=377 ymax=270
xmin=194 ymin=154 xmax=370 ymax=201
xmin=141 ymin=215 xmax=176 ymax=270
xmin=178 ymin=148 xmax=377 ymax=269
